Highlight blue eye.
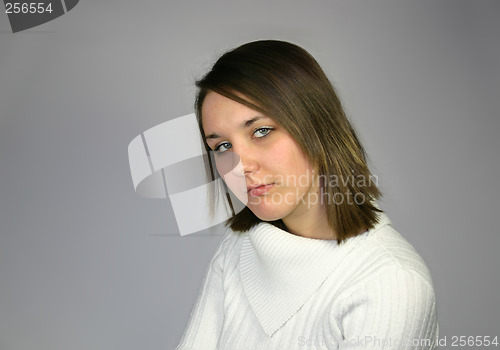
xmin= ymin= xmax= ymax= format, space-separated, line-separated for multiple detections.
xmin=254 ymin=127 xmax=274 ymax=138
xmin=215 ymin=142 xmax=232 ymax=153
xmin=213 ymin=127 xmax=273 ymax=152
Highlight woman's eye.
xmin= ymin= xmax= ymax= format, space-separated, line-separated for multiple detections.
xmin=214 ymin=142 xmax=232 ymax=152
xmin=253 ymin=127 xmax=274 ymax=138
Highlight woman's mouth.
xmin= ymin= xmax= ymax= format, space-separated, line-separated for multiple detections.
xmin=247 ymin=183 xmax=274 ymax=197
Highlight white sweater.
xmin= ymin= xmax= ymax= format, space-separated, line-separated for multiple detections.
xmin=176 ymin=213 xmax=439 ymax=349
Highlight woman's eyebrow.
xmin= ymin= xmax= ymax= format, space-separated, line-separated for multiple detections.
xmin=204 ymin=133 xmax=220 ymax=141
xmin=241 ymin=116 xmax=266 ymax=128
xmin=205 ymin=116 xmax=268 ymax=140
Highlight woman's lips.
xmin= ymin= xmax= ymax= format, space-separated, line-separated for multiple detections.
xmin=248 ymin=183 xmax=274 ymax=197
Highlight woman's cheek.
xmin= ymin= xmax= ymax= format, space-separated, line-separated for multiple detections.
xmin=267 ymin=137 xmax=292 ymax=160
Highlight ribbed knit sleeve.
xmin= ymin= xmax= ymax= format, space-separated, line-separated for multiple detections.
xmin=175 ymin=231 xmax=232 ymax=350
xmin=333 ymin=267 xmax=439 ymax=350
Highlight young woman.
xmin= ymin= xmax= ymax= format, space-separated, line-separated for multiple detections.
xmin=176 ymin=40 xmax=438 ymax=349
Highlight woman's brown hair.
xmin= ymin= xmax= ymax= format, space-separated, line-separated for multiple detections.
xmin=195 ymin=40 xmax=382 ymax=244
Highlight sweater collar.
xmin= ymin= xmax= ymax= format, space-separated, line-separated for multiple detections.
xmin=238 ymin=213 xmax=391 ymax=337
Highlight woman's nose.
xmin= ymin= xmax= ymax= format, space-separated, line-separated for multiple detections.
xmin=240 ymin=151 xmax=259 ymax=175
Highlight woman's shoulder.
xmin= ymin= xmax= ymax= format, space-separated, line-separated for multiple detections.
xmin=347 ymin=213 xmax=435 ymax=289
xmin=212 ymin=226 xmax=243 ymax=254
xmin=209 ymin=225 xmax=247 ymax=266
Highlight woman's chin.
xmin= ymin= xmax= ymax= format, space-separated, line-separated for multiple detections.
xmin=247 ymin=203 xmax=288 ymax=222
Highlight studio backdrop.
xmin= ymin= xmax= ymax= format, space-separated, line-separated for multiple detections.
xmin=0 ymin=1 xmax=498 ymax=349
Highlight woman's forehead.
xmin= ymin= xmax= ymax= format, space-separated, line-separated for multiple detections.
xmin=201 ymin=92 xmax=270 ymax=131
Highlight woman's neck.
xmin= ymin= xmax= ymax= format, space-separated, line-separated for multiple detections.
xmin=281 ymin=203 xmax=338 ymax=240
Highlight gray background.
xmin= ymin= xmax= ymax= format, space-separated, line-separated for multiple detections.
xmin=0 ymin=1 xmax=498 ymax=349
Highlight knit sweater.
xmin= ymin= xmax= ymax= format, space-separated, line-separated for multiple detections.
xmin=176 ymin=213 xmax=439 ymax=349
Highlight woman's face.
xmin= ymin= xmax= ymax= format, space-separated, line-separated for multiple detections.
xmin=202 ymin=91 xmax=321 ymax=223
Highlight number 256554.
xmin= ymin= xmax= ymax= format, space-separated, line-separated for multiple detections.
xmin=5 ymin=2 xmax=54 ymax=14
